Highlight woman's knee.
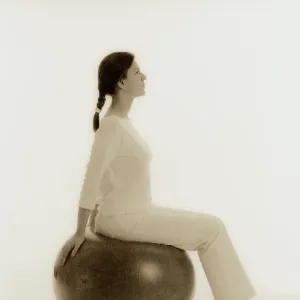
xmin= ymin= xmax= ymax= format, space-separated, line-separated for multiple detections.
xmin=200 ymin=214 xmax=225 ymax=236
xmin=191 ymin=215 xmax=225 ymax=252
xmin=212 ymin=215 xmax=225 ymax=225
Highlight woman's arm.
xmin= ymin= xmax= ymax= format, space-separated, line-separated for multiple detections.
xmin=76 ymin=118 xmax=122 ymax=235
xmin=78 ymin=118 xmax=122 ymax=210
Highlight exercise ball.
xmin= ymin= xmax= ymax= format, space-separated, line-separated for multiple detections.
xmin=53 ymin=227 xmax=195 ymax=300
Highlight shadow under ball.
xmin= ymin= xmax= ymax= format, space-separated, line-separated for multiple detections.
xmin=53 ymin=227 xmax=196 ymax=300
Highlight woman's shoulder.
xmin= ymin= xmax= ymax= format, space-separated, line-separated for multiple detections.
xmin=102 ymin=115 xmax=131 ymax=128
xmin=101 ymin=114 xmax=124 ymax=122
xmin=97 ymin=115 xmax=127 ymax=137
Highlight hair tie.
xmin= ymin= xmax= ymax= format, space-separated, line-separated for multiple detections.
xmin=95 ymin=107 xmax=101 ymax=114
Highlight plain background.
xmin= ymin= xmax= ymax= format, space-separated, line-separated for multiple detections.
xmin=0 ymin=1 xmax=299 ymax=299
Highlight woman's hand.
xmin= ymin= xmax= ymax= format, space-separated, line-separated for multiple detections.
xmin=59 ymin=233 xmax=86 ymax=266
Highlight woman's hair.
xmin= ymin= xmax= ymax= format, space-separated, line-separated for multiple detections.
xmin=93 ymin=51 xmax=135 ymax=132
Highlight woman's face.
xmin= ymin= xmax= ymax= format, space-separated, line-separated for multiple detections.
xmin=122 ymin=60 xmax=147 ymax=97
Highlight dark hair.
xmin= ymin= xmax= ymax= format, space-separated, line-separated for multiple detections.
xmin=93 ymin=51 xmax=135 ymax=132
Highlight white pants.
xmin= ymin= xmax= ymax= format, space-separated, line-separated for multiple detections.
xmin=95 ymin=204 xmax=257 ymax=300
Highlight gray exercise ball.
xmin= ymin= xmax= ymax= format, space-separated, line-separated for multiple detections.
xmin=53 ymin=227 xmax=195 ymax=300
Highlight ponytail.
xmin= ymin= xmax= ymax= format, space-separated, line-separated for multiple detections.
xmin=92 ymin=93 xmax=106 ymax=132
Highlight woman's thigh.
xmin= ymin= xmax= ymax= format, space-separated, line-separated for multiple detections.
xmin=95 ymin=204 xmax=222 ymax=251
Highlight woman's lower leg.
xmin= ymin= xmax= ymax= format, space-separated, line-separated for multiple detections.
xmin=197 ymin=218 xmax=256 ymax=300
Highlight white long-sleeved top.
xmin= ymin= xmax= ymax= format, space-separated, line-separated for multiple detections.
xmin=78 ymin=115 xmax=153 ymax=215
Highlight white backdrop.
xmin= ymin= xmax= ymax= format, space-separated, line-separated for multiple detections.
xmin=0 ymin=1 xmax=299 ymax=299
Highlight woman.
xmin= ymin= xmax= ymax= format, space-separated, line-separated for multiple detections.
xmin=59 ymin=51 xmax=275 ymax=300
